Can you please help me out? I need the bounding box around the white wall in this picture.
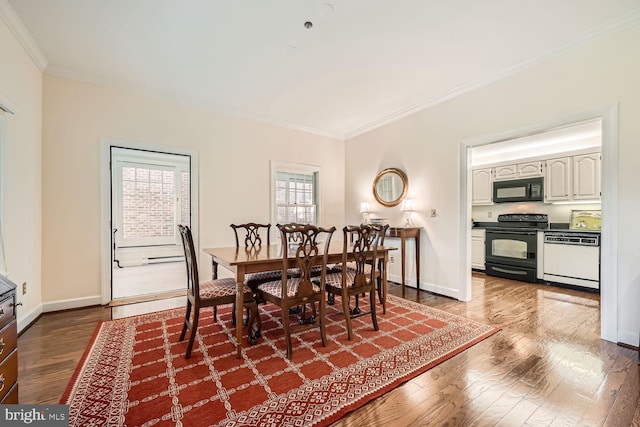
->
[41,74,345,305]
[0,17,43,330]
[345,23,640,345]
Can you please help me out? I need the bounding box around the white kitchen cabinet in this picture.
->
[471,229,485,270]
[493,161,543,181]
[545,157,571,201]
[573,153,601,200]
[545,153,601,202]
[472,168,493,205]
[493,164,517,181]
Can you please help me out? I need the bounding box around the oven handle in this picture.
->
[486,230,537,236]
[490,266,529,276]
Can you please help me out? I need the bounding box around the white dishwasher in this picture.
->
[542,232,600,290]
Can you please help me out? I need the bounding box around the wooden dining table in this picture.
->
[204,240,394,358]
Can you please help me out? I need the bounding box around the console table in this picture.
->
[386,227,421,295]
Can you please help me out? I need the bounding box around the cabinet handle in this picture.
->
[0,337,4,355]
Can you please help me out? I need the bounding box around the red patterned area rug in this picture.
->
[61,295,499,426]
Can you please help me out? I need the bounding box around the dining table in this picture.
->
[203,239,394,358]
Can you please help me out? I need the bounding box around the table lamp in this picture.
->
[400,198,415,227]
[360,202,371,224]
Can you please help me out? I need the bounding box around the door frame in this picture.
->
[100,138,199,304]
[459,104,618,343]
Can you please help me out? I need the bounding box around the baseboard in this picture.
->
[387,275,460,300]
[41,295,103,313]
[17,303,43,334]
[616,329,639,348]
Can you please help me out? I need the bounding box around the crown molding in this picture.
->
[344,9,640,140]
[0,0,48,71]
[44,64,345,141]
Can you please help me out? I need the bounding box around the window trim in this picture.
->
[111,147,190,248]
[270,160,322,237]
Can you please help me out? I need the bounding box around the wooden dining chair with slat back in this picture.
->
[225,223,283,324]
[256,223,336,359]
[328,223,389,313]
[177,225,259,358]
[230,223,283,287]
[325,224,384,340]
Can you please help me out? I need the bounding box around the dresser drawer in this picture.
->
[0,382,17,404]
[0,320,17,362]
[0,349,17,402]
[0,295,14,330]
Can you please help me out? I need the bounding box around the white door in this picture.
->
[111,147,191,300]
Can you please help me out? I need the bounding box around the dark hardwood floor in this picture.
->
[17,273,640,426]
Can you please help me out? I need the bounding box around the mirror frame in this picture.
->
[372,168,408,207]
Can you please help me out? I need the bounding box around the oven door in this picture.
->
[485,230,538,282]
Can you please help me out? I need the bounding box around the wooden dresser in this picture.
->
[0,274,18,403]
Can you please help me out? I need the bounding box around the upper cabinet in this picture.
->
[573,153,601,200]
[472,168,493,205]
[545,152,601,202]
[493,161,544,181]
[473,151,601,205]
[545,157,571,201]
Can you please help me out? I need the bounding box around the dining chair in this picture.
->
[177,224,259,359]
[325,224,384,340]
[256,223,336,359]
[327,223,388,313]
[226,223,282,324]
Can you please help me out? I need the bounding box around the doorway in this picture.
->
[100,141,199,304]
[461,105,619,343]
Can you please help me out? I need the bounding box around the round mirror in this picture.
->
[372,168,408,207]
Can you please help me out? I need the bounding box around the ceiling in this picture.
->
[5,1,640,139]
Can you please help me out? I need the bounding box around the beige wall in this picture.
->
[345,24,640,345]
[0,17,43,330]
[41,74,345,305]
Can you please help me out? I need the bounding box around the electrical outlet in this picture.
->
[430,208,437,217]
[390,255,395,263]
[488,211,493,218]
[22,282,27,295]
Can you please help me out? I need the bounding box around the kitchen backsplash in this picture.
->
[472,202,602,224]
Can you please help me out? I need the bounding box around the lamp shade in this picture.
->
[400,198,415,212]
[360,202,370,213]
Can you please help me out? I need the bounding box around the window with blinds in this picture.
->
[275,170,318,225]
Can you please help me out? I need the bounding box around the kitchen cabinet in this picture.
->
[471,229,485,270]
[545,157,571,201]
[493,161,544,181]
[545,153,600,202]
[573,153,601,200]
[472,168,493,205]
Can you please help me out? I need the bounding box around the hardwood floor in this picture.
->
[17,273,640,426]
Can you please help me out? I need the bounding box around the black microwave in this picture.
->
[493,177,544,203]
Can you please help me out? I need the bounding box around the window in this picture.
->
[112,148,190,248]
[271,161,321,226]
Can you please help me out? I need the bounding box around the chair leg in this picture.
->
[179,300,193,342]
[353,294,361,315]
[376,276,385,314]
[213,305,218,321]
[370,290,379,331]
[282,308,293,359]
[319,300,328,347]
[342,292,354,341]
[246,300,261,345]
[185,308,200,359]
